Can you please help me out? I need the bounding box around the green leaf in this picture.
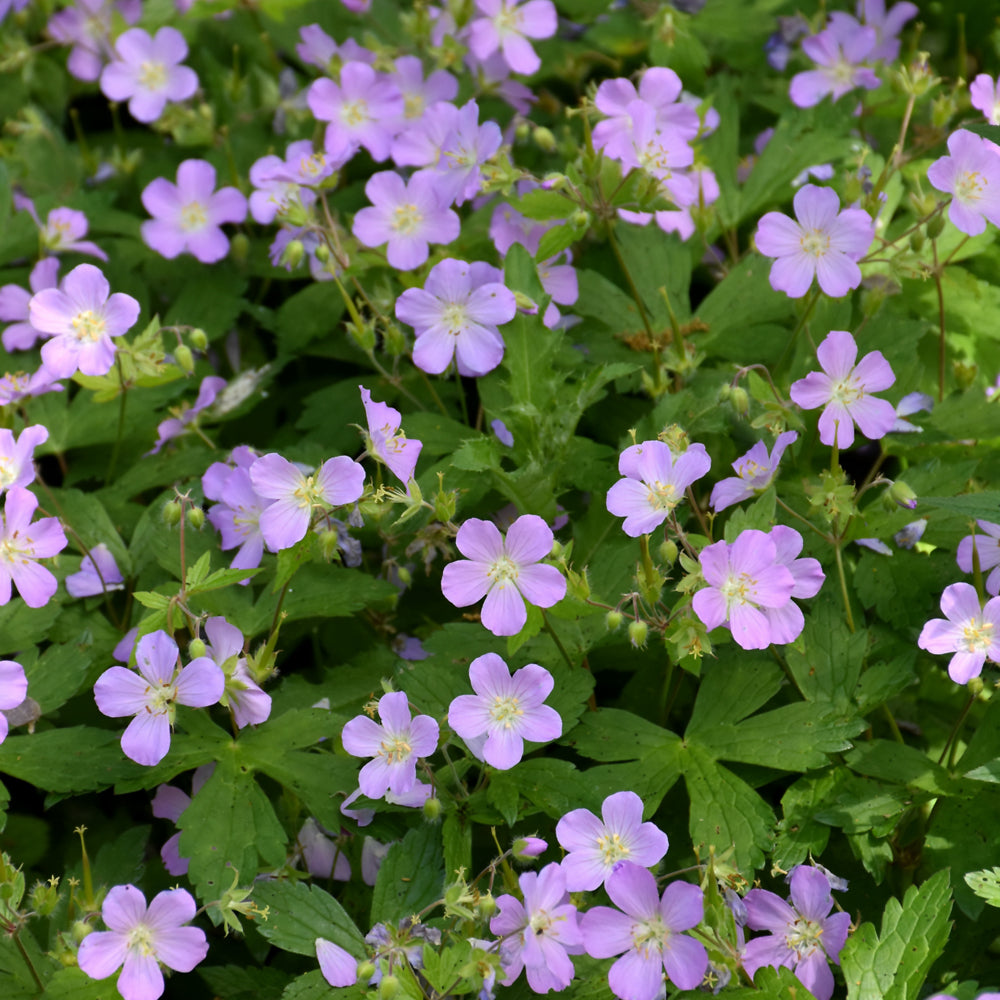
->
[253,880,366,957]
[451,437,501,472]
[917,492,1000,521]
[275,282,347,354]
[23,642,93,715]
[964,867,1000,909]
[535,224,579,261]
[774,771,837,869]
[371,824,444,925]
[40,967,121,999]
[0,728,125,793]
[486,770,520,826]
[281,969,363,1000]
[565,708,678,762]
[513,189,577,221]
[722,487,777,541]
[786,604,869,711]
[612,224,691,327]
[686,657,783,732]
[442,812,472,881]
[841,869,953,1000]
[504,243,546,304]
[178,754,287,904]
[198,964,290,1000]
[845,741,956,795]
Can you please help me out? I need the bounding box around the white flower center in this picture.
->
[180,201,208,232]
[645,480,679,511]
[490,694,523,728]
[145,679,178,716]
[379,734,412,765]
[799,228,831,258]
[0,458,16,488]
[596,831,631,865]
[138,60,167,92]
[632,913,669,960]
[341,100,369,127]
[292,473,320,510]
[488,555,519,585]
[71,309,107,343]
[404,93,425,119]
[962,617,994,653]
[956,170,986,204]
[441,302,470,336]
[785,915,824,958]
[829,375,863,406]
[493,3,523,38]
[827,58,856,88]
[126,922,158,958]
[720,571,756,610]
[392,203,423,235]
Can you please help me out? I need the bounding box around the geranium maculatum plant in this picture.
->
[1,1,1000,998]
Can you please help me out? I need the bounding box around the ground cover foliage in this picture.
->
[0,0,999,998]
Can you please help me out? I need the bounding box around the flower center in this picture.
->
[379,734,412,765]
[392,203,423,235]
[632,914,668,960]
[785,915,824,958]
[488,555,519,585]
[645,480,679,511]
[441,302,470,336]
[341,100,369,127]
[126,922,158,958]
[720,572,755,609]
[827,57,857,88]
[138,60,168,92]
[528,909,553,934]
[736,458,765,483]
[829,375,863,406]
[0,536,29,565]
[0,458,16,488]
[404,93,425,119]
[962,617,994,653]
[71,309,107,343]
[596,831,631,865]
[145,680,178,716]
[799,228,831,257]
[299,152,327,179]
[493,3,523,38]
[292,473,319,510]
[490,694,523,728]
[180,201,208,232]
[956,170,986,204]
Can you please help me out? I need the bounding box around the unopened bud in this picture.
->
[909,231,925,252]
[533,126,557,153]
[729,386,749,416]
[189,328,208,350]
[953,360,977,390]
[888,481,918,510]
[71,920,92,943]
[162,501,183,526]
[628,620,649,648]
[658,539,678,565]
[319,528,340,562]
[926,213,946,240]
[188,638,207,659]
[605,610,624,631]
[512,290,537,312]
[718,383,732,402]
[422,797,442,822]
[314,242,331,262]
[434,488,456,523]
[229,232,250,262]
[379,973,400,999]
[173,344,195,375]
[478,893,497,918]
[357,961,377,983]
[512,836,547,860]
[570,209,591,230]
[550,540,563,558]
[969,675,985,698]
[280,239,305,269]
[29,880,59,916]
[186,507,205,530]
[515,122,531,143]
[347,320,376,354]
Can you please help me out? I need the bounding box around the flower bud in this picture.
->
[515,122,531,143]
[188,638,207,659]
[189,328,208,350]
[658,539,678,565]
[926,213,946,240]
[888,481,918,510]
[319,528,341,562]
[314,242,332,262]
[162,501,183,526]
[512,836,547,860]
[29,879,60,916]
[379,974,400,1000]
[717,382,732,402]
[628,620,648,648]
[909,231,925,252]
[478,893,497,919]
[422,797,442,822]
[71,919,92,943]
[953,360,977,390]
[729,386,749,416]
[533,126,557,153]
[229,232,250,262]
[434,487,456,523]
[279,239,305,270]
[186,506,205,530]
[550,540,563,558]
[357,961,377,983]
[570,209,591,230]
[605,610,624,631]
[173,344,195,374]
[347,320,376,354]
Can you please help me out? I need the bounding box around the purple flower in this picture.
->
[341,691,439,800]
[742,866,851,1000]
[360,385,422,486]
[296,24,374,71]
[149,375,227,455]
[468,0,557,76]
[918,582,1000,684]
[891,391,933,432]
[0,258,60,352]
[710,431,797,512]
[249,452,365,552]
[317,938,358,988]
[77,884,208,1000]
[513,836,547,859]
[556,790,669,892]
[492,419,514,447]
[490,864,582,993]
[395,259,516,376]
[927,129,1000,237]
[441,515,566,636]
[99,27,198,123]
[606,440,711,537]
[392,55,458,121]
[28,263,140,378]
[692,530,797,650]
[296,818,351,881]
[448,652,561,769]
[755,185,874,299]
[0,424,47,495]
[203,616,271,728]
[970,74,1000,126]
[307,61,403,161]
[47,0,141,83]
[66,542,125,598]
[957,520,1000,596]
[93,630,225,766]
[248,140,335,224]
[789,330,896,448]
[353,170,460,271]
[15,199,108,260]
[422,99,503,206]
[857,0,918,61]
[151,764,214,876]
[0,660,28,745]
[789,13,879,108]
[141,160,248,263]
[205,465,270,579]
[0,487,67,608]
[764,526,825,644]
[0,368,63,406]
[581,862,708,997]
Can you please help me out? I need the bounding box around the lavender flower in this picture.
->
[141,160,248,263]
[556,790,669,892]
[205,464,271,579]
[755,185,874,298]
[392,55,458,121]
[0,257,60,351]
[360,385,422,486]
[341,691,439,800]
[151,765,214,876]
[927,129,1000,237]
[352,170,460,271]
[66,543,125,598]
[93,630,225,766]
[789,14,879,108]
[891,391,933,432]
[14,197,107,260]
[99,27,198,123]
[422,99,503,206]
[970,75,1000,126]
[47,0,141,82]
[918,582,1000,684]
[77,885,209,1000]
[296,818,351,881]
[28,263,140,378]
[0,424,47,495]
[149,376,227,455]
[0,487,67,608]
[447,652,561,768]
[317,938,358,988]
[957,520,1000,596]
[490,863,582,992]
[857,0,918,61]
[249,452,365,551]
[789,330,896,448]
[441,515,566,636]
[765,526,825,644]
[692,530,797,650]
[581,862,708,997]
[395,259,516,376]
[606,440,711,537]
[0,660,28,745]
[203,616,271,728]
[710,431,798,512]
[468,0,558,76]
[742,866,851,1000]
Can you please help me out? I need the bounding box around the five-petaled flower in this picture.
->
[789,330,896,449]
[360,385,423,486]
[918,582,1000,684]
[0,486,68,608]
[957,520,1000,596]
[926,128,1000,237]
[755,184,874,298]
[441,515,566,636]
[710,431,798,512]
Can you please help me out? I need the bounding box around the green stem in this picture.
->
[608,227,656,343]
[105,355,127,485]
[932,238,947,402]
[881,703,905,745]
[541,610,575,670]
[774,496,832,544]
[938,693,976,768]
[453,367,470,425]
[418,370,449,416]
[833,542,855,633]
[12,931,43,992]
[777,286,821,367]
